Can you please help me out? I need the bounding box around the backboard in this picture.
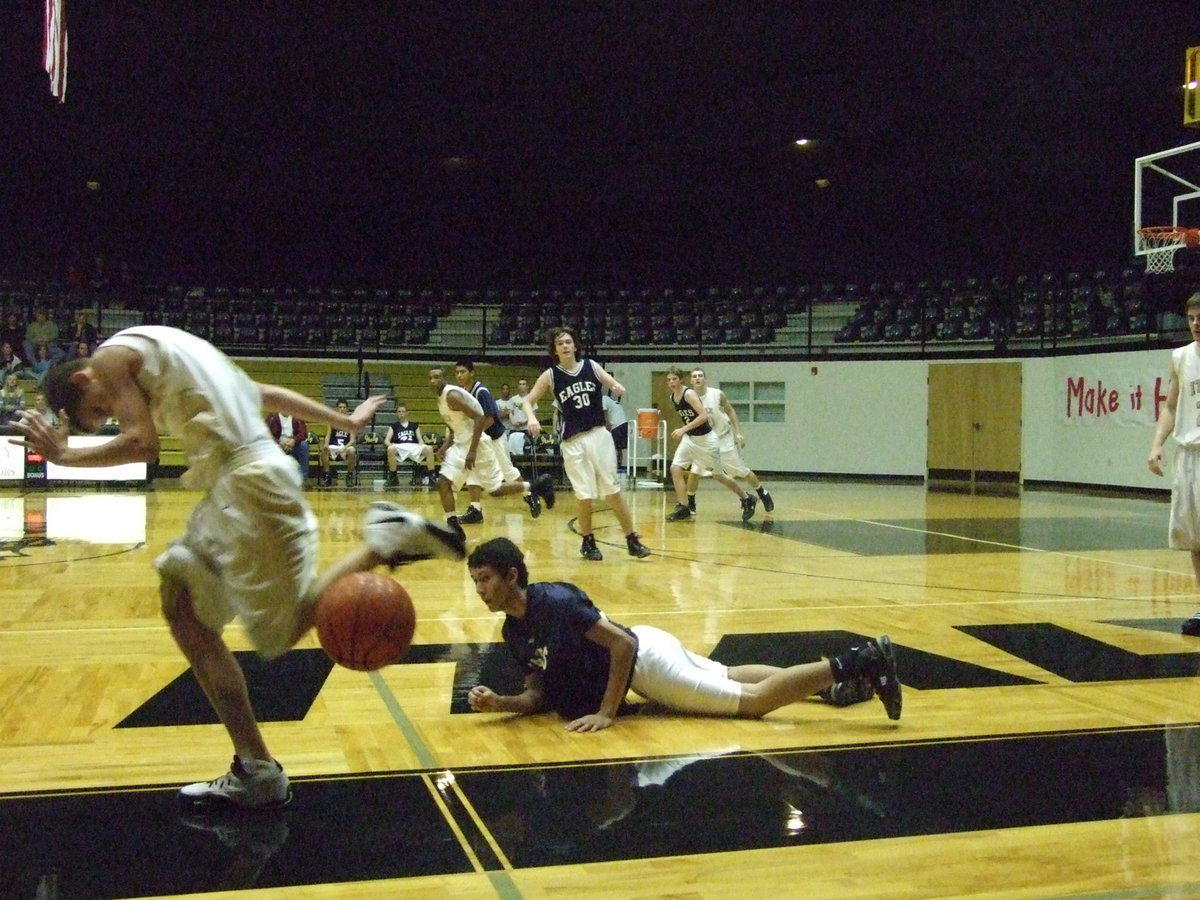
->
[1133,139,1200,261]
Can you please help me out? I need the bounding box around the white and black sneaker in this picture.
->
[178,756,292,810]
[364,502,467,567]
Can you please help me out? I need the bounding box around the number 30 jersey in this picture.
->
[551,359,606,441]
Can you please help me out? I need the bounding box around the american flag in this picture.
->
[43,0,67,103]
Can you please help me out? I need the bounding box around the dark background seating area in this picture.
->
[2,262,1198,362]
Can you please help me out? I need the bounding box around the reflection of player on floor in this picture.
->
[10,326,465,809]
[685,368,773,514]
[1149,292,1200,636]
[522,327,650,560]
[429,367,553,535]
[664,367,755,522]
[466,537,901,731]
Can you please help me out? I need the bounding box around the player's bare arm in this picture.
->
[258,383,384,433]
[1149,368,1180,475]
[565,619,637,733]
[592,362,625,398]
[522,370,553,437]
[467,675,547,715]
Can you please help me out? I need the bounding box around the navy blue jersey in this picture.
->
[329,426,354,447]
[470,382,507,440]
[388,421,420,444]
[502,582,637,720]
[672,387,712,436]
[551,359,606,441]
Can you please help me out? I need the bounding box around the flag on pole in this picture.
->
[44,0,68,103]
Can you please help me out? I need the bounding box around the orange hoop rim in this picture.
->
[1138,225,1188,245]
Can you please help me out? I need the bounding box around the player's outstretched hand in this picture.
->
[8,409,68,462]
[467,685,501,712]
[349,395,387,430]
[565,713,613,733]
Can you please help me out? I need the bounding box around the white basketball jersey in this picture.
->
[1173,343,1200,448]
[101,326,272,487]
[438,383,484,445]
[698,387,731,438]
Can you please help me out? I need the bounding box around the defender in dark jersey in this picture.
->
[466,538,901,730]
[522,327,650,561]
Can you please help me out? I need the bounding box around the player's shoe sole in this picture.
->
[364,502,467,566]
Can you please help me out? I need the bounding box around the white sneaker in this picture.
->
[363,502,466,567]
[178,756,292,809]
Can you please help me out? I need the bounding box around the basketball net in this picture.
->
[1138,226,1186,274]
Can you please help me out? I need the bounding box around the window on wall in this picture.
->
[721,381,785,423]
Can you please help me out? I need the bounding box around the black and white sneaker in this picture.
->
[758,489,774,513]
[364,502,466,566]
[533,473,556,510]
[460,506,484,524]
[581,534,603,561]
[666,503,692,521]
[687,494,696,513]
[740,493,758,522]
[866,635,902,721]
[178,757,292,810]
[819,675,876,707]
[626,533,651,558]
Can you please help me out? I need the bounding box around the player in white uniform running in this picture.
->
[429,367,554,535]
[685,368,774,515]
[10,326,464,809]
[664,367,755,522]
[1149,292,1200,636]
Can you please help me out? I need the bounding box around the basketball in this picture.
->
[1186,228,1200,249]
[315,572,416,671]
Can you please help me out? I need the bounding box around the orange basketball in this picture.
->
[1186,228,1200,250]
[315,572,416,671]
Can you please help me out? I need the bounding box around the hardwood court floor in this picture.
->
[3,478,1200,898]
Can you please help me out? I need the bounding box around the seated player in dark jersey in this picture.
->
[465,537,901,731]
[318,398,359,487]
[384,403,438,486]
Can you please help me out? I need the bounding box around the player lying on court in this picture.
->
[9,325,465,810]
[465,537,901,731]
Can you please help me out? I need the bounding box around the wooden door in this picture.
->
[928,362,1021,490]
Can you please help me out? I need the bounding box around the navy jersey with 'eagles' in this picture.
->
[551,359,606,441]
[470,382,507,440]
[672,388,712,435]
[389,421,420,444]
[329,427,354,447]
[502,582,637,720]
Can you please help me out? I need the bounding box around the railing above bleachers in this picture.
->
[0,268,1195,363]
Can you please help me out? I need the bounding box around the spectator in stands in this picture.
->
[603,389,629,473]
[1,342,23,377]
[265,410,310,479]
[384,402,438,487]
[508,377,537,457]
[318,398,359,487]
[23,308,64,368]
[24,343,54,386]
[0,372,26,426]
[495,382,516,434]
[32,391,59,428]
[0,311,24,355]
[65,310,100,358]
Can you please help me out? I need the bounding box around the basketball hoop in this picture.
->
[1137,226,1187,274]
